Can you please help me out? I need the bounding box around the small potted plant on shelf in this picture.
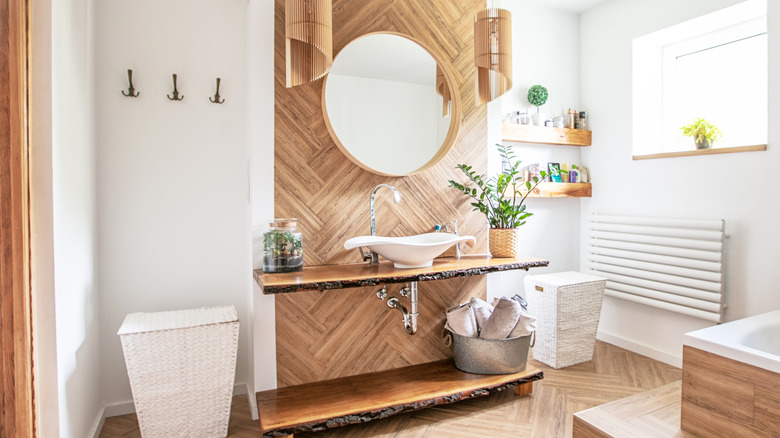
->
[527,85,549,126]
[680,117,722,150]
[448,144,547,258]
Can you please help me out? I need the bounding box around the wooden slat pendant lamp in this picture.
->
[285,0,333,88]
[474,8,512,105]
[436,65,451,117]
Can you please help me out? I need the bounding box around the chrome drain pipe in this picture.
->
[385,282,418,335]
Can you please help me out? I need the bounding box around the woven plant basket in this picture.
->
[489,228,520,257]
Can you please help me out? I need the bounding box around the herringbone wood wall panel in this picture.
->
[274,0,489,387]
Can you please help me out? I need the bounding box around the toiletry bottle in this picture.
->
[574,110,581,129]
[560,164,569,183]
[578,165,588,183]
[548,163,561,182]
[570,165,579,183]
[579,111,587,130]
[567,108,575,129]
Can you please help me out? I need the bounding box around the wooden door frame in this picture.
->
[1,0,36,436]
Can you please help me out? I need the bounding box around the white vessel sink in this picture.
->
[344,233,476,269]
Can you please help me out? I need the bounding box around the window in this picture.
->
[633,0,767,157]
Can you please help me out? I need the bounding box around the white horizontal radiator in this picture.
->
[588,214,725,323]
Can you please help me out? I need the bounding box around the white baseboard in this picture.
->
[90,382,256,438]
[245,382,259,421]
[597,330,682,368]
[89,407,107,438]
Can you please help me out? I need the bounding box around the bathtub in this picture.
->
[683,308,780,374]
[681,309,780,437]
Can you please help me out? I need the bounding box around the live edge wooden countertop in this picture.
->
[254,255,549,294]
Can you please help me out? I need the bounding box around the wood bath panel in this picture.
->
[274,0,488,385]
[681,346,780,437]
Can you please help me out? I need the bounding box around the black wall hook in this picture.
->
[167,74,184,101]
[209,78,225,104]
[121,69,140,97]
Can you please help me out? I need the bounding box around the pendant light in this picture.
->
[436,65,451,117]
[474,7,512,105]
[285,0,333,88]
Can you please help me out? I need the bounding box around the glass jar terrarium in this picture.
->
[262,219,303,273]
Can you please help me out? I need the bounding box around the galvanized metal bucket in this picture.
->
[445,330,535,375]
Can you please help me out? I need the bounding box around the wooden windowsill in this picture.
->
[633,144,766,160]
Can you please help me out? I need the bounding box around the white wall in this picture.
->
[488,1,583,302]
[580,0,780,365]
[248,0,277,392]
[49,0,103,436]
[94,0,253,408]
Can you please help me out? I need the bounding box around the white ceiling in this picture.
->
[516,0,611,14]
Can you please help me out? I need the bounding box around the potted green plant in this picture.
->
[527,85,549,126]
[680,117,722,150]
[448,144,547,258]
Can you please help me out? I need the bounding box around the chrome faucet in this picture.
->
[444,219,462,259]
[367,184,401,263]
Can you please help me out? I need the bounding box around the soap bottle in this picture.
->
[567,108,575,129]
[579,111,588,130]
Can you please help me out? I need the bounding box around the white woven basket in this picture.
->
[118,306,239,438]
[524,272,606,369]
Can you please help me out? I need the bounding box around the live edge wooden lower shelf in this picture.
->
[253,255,549,437]
[256,360,543,437]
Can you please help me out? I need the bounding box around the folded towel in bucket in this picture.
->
[479,298,522,339]
[508,306,536,338]
[469,297,494,331]
[445,303,478,338]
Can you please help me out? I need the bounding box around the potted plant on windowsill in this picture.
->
[448,144,547,258]
[681,117,722,150]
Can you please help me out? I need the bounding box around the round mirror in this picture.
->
[322,33,461,176]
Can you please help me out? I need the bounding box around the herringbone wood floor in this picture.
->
[100,341,682,438]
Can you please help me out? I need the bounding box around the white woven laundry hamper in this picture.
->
[524,272,606,369]
[118,306,239,438]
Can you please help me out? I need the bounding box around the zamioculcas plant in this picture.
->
[448,144,547,257]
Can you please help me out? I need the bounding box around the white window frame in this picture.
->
[633,0,767,157]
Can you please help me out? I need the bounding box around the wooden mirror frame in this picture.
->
[321,32,462,177]
[1,0,36,436]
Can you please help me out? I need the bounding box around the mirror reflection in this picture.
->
[323,33,459,176]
